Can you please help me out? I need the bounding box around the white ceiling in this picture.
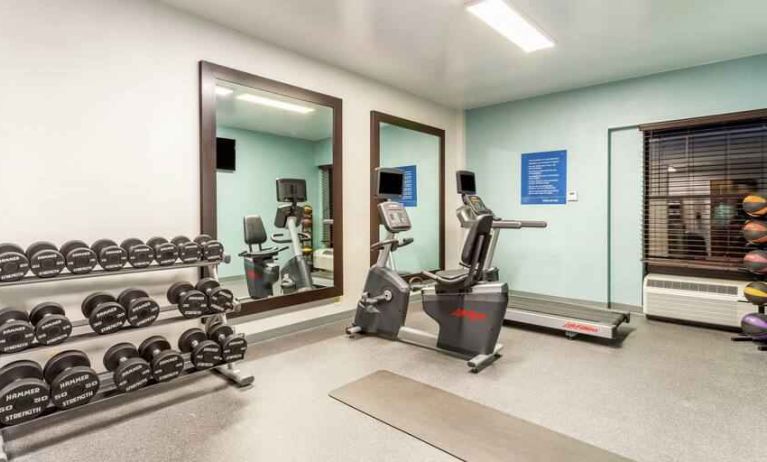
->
[216,81,333,140]
[164,0,767,108]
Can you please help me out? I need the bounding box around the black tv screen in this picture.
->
[377,168,404,199]
[457,171,476,194]
[216,137,236,171]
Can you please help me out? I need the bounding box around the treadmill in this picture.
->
[455,170,630,340]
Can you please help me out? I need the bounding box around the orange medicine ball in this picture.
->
[742,220,767,244]
[743,193,767,217]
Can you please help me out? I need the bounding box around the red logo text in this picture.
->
[450,308,487,321]
[563,322,598,333]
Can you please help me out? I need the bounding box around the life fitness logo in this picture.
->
[450,308,487,322]
[563,322,598,333]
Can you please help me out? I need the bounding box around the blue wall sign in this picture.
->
[397,165,418,207]
[521,150,567,205]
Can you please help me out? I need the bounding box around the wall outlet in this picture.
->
[567,191,578,202]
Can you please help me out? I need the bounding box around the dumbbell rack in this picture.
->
[0,257,253,462]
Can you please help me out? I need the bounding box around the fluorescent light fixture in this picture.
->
[236,93,315,114]
[215,86,234,96]
[466,0,554,53]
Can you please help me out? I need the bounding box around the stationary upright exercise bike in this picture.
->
[347,168,508,373]
[272,178,314,293]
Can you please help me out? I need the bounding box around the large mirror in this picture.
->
[200,62,343,315]
[370,111,444,275]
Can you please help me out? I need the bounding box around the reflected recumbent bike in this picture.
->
[346,167,507,373]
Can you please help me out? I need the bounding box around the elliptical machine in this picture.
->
[272,178,314,293]
[347,168,508,373]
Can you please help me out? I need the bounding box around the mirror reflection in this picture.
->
[378,122,441,274]
[215,80,335,300]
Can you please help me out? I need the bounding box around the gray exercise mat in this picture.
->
[330,370,632,462]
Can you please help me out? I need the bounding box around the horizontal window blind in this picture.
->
[643,118,767,275]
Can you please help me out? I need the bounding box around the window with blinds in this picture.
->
[642,113,767,277]
[319,165,333,247]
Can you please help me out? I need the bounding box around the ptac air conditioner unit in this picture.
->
[643,274,751,328]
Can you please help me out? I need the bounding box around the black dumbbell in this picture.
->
[0,360,50,425]
[207,323,248,363]
[178,328,222,370]
[81,293,127,335]
[29,302,72,346]
[120,238,155,269]
[0,308,35,353]
[167,282,208,318]
[103,343,151,393]
[138,336,185,383]
[117,288,160,328]
[43,350,99,410]
[196,278,235,314]
[0,243,30,282]
[25,242,65,278]
[60,240,97,275]
[170,236,202,264]
[194,234,224,261]
[146,237,179,266]
[91,239,128,271]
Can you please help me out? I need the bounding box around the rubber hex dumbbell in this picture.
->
[91,239,128,271]
[146,237,179,266]
[59,240,97,275]
[138,336,185,383]
[207,323,248,363]
[81,293,127,335]
[0,360,50,425]
[117,288,160,328]
[25,242,65,278]
[0,308,35,353]
[171,236,202,264]
[43,350,100,410]
[29,302,72,346]
[196,278,235,314]
[0,243,30,282]
[194,234,224,261]
[167,282,208,318]
[120,238,155,269]
[178,328,222,370]
[103,343,151,393]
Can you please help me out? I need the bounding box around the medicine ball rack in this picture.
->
[0,255,253,462]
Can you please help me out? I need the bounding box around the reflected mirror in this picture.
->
[200,62,343,315]
[371,112,444,275]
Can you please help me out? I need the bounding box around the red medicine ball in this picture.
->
[744,250,767,275]
[742,220,767,244]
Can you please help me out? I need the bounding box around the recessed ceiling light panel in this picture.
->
[466,0,555,53]
[236,93,315,114]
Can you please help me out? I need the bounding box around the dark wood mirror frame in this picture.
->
[199,61,344,317]
[369,111,445,274]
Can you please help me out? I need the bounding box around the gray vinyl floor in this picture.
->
[9,312,766,462]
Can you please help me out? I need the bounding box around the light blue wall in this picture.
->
[465,54,767,306]
[216,126,323,279]
[379,124,441,273]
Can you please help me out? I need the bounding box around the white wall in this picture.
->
[0,0,463,364]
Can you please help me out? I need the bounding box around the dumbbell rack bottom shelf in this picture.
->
[0,257,230,289]
[0,354,252,462]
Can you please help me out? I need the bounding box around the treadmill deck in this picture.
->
[507,297,630,339]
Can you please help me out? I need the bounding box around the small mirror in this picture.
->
[200,63,342,314]
[371,112,444,275]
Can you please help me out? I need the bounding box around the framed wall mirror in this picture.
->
[370,111,445,276]
[200,61,343,316]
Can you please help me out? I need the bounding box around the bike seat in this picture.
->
[238,246,285,260]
